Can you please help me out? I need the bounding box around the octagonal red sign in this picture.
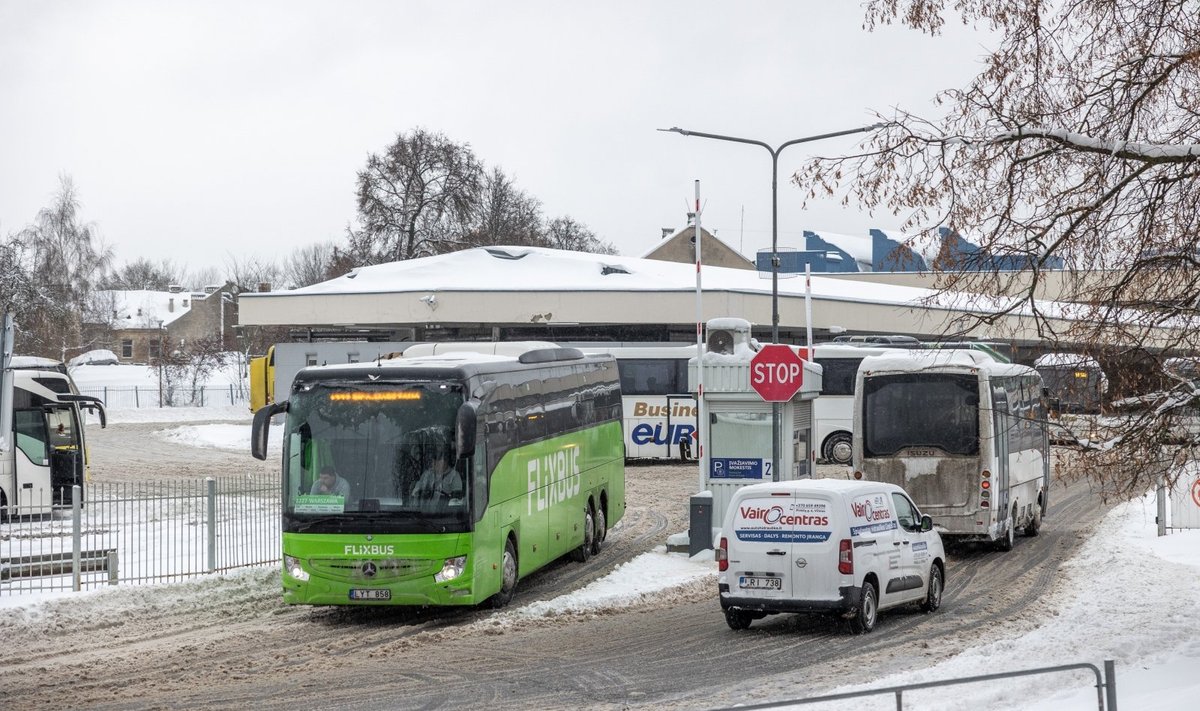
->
[750,344,805,402]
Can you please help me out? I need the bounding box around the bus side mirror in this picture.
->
[921,514,934,532]
[456,401,478,460]
[250,401,288,460]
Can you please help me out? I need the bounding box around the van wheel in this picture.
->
[920,563,943,613]
[570,505,595,563]
[849,581,878,634]
[591,503,606,556]
[489,539,519,608]
[995,507,1016,551]
[823,432,853,465]
[1024,502,1043,537]
[725,609,754,631]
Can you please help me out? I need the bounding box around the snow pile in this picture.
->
[509,549,714,619]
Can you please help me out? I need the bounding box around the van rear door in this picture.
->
[727,490,837,603]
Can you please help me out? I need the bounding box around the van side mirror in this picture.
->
[920,514,934,532]
[455,401,478,460]
[250,401,288,460]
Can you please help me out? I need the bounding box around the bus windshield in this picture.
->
[282,380,469,533]
[863,372,980,456]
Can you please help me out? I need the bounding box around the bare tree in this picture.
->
[466,168,545,247]
[153,335,229,407]
[223,253,283,294]
[283,241,338,288]
[0,232,36,318]
[545,216,618,255]
[101,257,185,291]
[351,128,484,263]
[797,0,1200,498]
[17,176,113,358]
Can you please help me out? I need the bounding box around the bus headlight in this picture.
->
[284,555,310,582]
[435,555,467,583]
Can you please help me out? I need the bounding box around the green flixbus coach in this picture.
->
[251,343,625,607]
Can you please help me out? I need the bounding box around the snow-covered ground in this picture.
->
[10,363,1200,708]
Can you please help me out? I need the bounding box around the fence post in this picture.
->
[107,549,119,585]
[1104,659,1117,710]
[103,385,108,405]
[72,485,82,592]
[135,385,140,408]
[1157,478,1167,537]
[206,477,217,572]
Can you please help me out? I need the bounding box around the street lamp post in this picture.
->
[660,123,883,481]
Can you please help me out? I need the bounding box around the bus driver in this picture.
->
[310,466,351,498]
[412,448,464,499]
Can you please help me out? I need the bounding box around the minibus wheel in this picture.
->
[725,608,754,631]
[849,581,878,634]
[920,563,943,613]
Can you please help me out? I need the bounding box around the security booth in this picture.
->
[687,318,822,548]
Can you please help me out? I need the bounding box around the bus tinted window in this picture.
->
[618,358,686,395]
[815,358,863,396]
[863,373,980,456]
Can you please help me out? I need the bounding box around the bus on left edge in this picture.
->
[250,342,626,607]
[2,312,107,520]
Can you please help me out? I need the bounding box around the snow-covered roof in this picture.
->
[260,246,938,306]
[859,348,1029,375]
[97,290,195,328]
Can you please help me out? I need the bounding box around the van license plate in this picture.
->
[349,588,391,601]
[739,576,781,590]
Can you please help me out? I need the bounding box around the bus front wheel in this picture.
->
[490,539,519,608]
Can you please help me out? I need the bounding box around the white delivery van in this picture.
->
[716,478,945,633]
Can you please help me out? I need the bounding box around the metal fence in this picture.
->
[710,660,1119,711]
[0,475,279,595]
[76,384,249,409]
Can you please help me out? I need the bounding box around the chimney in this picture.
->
[168,298,175,313]
[661,228,673,239]
[257,282,272,293]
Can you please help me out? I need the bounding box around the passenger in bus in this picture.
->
[412,448,464,499]
[310,466,351,498]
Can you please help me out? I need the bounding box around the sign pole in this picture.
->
[693,181,706,495]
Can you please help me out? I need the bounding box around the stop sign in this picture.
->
[750,344,806,402]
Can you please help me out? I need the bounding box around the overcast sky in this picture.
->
[1,1,993,273]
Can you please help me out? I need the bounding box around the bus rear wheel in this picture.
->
[570,505,595,563]
[1024,501,1043,537]
[995,507,1016,551]
[490,539,519,608]
[591,503,606,556]
[823,432,853,465]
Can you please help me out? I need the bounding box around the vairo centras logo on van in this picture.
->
[738,505,829,527]
[735,500,832,543]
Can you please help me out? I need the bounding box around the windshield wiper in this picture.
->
[293,516,345,532]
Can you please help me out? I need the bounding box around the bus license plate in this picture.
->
[739,576,781,591]
[349,588,391,601]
